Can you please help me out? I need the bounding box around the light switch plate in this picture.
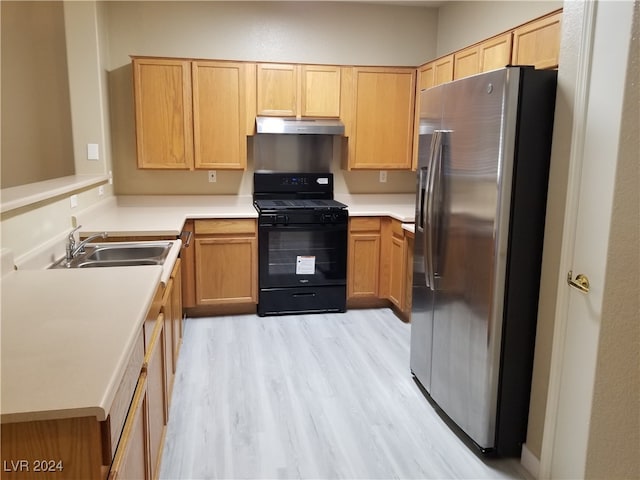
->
[70,194,78,209]
[208,170,217,183]
[87,143,99,161]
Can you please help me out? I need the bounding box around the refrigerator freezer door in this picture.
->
[410,85,443,393]
[428,69,517,450]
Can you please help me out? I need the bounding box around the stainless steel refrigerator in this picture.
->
[410,66,557,456]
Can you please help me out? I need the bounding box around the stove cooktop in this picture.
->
[254,198,347,212]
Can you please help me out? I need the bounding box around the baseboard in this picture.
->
[520,443,540,479]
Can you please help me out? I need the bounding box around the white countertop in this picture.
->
[80,195,258,236]
[335,194,416,222]
[1,266,161,423]
[80,194,415,237]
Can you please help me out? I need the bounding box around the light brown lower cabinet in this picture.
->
[1,264,182,480]
[347,217,381,299]
[388,222,408,310]
[145,314,167,480]
[193,219,257,306]
[347,216,414,319]
[108,373,148,480]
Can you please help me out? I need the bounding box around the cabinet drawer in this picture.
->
[350,217,381,232]
[195,219,256,235]
[103,330,144,462]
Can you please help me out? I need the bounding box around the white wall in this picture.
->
[436,1,563,57]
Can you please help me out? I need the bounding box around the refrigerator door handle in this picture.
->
[431,130,446,283]
[418,166,428,233]
[425,130,441,290]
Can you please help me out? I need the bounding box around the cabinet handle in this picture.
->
[180,230,193,248]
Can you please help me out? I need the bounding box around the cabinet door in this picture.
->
[479,32,513,72]
[144,316,166,480]
[404,235,414,315]
[418,63,435,91]
[453,46,480,80]
[512,11,562,69]
[256,63,298,116]
[108,375,148,480]
[349,67,415,169]
[195,237,257,305]
[133,58,193,170]
[348,232,381,298]
[181,221,197,309]
[192,61,247,169]
[161,283,174,413]
[171,259,183,369]
[433,54,454,86]
[389,232,407,310]
[300,65,341,117]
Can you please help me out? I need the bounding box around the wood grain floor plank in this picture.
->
[160,309,530,479]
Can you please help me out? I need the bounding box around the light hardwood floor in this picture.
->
[160,309,530,479]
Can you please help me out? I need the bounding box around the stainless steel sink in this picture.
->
[85,244,171,262]
[50,242,173,269]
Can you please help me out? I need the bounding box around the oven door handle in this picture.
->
[259,223,347,232]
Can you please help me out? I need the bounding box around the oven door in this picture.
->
[259,222,347,288]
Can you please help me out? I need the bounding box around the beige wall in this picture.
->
[1,1,75,188]
[436,0,563,57]
[585,1,639,477]
[105,1,438,195]
[523,0,578,461]
[0,1,114,261]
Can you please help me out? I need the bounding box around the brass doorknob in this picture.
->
[567,270,590,293]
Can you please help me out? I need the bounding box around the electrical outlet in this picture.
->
[70,194,78,209]
[208,170,217,183]
[379,170,388,183]
[98,185,105,196]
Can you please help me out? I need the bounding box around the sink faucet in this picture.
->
[66,225,108,261]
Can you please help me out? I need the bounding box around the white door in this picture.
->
[539,1,635,478]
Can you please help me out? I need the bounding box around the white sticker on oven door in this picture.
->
[296,256,316,275]
[316,177,329,185]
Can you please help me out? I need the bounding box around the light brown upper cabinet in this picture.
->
[133,58,194,170]
[256,63,341,118]
[344,67,415,170]
[453,45,480,80]
[433,54,454,86]
[512,10,562,69]
[453,32,514,80]
[256,63,298,116]
[479,32,513,72]
[300,65,341,117]
[417,62,435,91]
[192,61,248,169]
[132,57,251,170]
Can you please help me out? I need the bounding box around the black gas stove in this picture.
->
[253,173,348,316]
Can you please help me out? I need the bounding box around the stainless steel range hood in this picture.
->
[256,116,345,135]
